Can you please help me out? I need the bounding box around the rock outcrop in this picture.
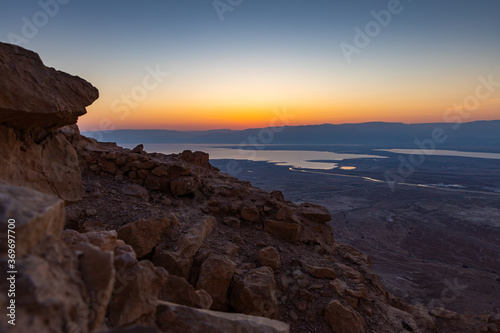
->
[195,255,236,310]
[117,216,176,258]
[1,42,499,333]
[230,266,278,319]
[0,185,89,333]
[324,300,366,333]
[0,42,98,129]
[0,184,64,256]
[0,125,84,202]
[0,42,98,202]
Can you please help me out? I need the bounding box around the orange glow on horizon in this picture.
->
[79,97,500,131]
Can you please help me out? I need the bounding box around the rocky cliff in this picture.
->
[0,42,499,333]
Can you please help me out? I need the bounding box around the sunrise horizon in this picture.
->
[3,1,498,133]
[79,117,500,133]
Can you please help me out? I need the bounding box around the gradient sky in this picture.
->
[1,0,499,131]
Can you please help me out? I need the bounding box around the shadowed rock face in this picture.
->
[0,184,64,256]
[0,42,98,202]
[0,185,90,333]
[0,42,98,129]
[0,125,83,202]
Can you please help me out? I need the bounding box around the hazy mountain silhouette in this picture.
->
[83,120,500,149]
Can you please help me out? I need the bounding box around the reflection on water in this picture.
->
[340,166,357,170]
[376,149,500,160]
[121,143,385,170]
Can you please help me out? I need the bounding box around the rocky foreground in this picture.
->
[0,42,499,333]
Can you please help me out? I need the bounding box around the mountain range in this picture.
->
[83,120,500,150]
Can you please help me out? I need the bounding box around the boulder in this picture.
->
[108,245,168,328]
[0,184,65,256]
[0,236,89,333]
[324,300,365,333]
[300,203,331,224]
[156,301,289,333]
[179,150,212,168]
[230,266,278,319]
[241,204,260,222]
[263,219,301,242]
[0,42,98,129]
[196,255,236,310]
[306,264,336,280]
[76,242,115,331]
[154,216,215,279]
[258,247,281,271]
[132,144,144,153]
[117,215,177,258]
[330,279,347,296]
[335,262,363,283]
[159,275,212,310]
[171,177,197,196]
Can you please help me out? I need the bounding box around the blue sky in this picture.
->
[1,0,499,130]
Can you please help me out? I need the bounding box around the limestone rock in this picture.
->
[117,215,176,258]
[258,247,281,271]
[300,203,331,224]
[0,126,83,202]
[179,150,213,168]
[275,205,293,221]
[132,144,144,153]
[171,177,197,196]
[263,219,301,242]
[154,216,215,279]
[230,266,278,319]
[241,204,260,222]
[0,184,64,256]
[385,305,419,332]
[306,264,336,280]
[159,275,212,310]
[0,236,89,333]
[335,262,363,282]
[156,301,289,333]
[108,245,168,328]
[196,255,236,310]
[76,242,115,331]
[0,42,98,129]
[324,300,365,333]
[330,278,347,296]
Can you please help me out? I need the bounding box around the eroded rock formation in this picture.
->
[0,42,98,203]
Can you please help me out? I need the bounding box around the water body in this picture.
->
[121,143,386,170]
[376,149,500,160]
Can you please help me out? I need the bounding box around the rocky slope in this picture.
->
[1,42,499,333]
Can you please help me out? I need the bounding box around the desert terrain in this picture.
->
[212,146,500,316]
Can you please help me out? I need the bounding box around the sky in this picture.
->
[1,0,499,131]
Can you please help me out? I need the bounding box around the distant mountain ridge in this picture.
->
[82,120,500,149]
